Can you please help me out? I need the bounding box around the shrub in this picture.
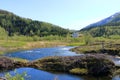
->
[5,72,27,80]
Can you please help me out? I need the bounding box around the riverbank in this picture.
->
[0,54,116,77]
[71,42,120,56]
[0,56,28,71]
[0,40,68,55]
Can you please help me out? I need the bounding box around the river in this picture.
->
[1,46,120,80]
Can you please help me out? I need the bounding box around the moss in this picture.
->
[71,42,120,56]
[10,58,28,63]
[0,51,4,55]
[31,54,115,76]
[113,69,120,75]
[69,68,88,75]
[0,54,115,77]
[0,56,29,71]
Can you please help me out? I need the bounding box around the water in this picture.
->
[4,46,80,61]
[1,46,120,80]
[0,68,84,80]
[0,67,117,80]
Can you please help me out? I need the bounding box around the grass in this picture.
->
[10,57,28,63]
[71,36,120,56]
[32,54,114,76]
[0,40,27,54]
[0,35,120,55]
[23,41,68,49]
[69,68,88,75]
[113,68,120,76]
[0,35,84,54]
[0,40,26,48]
[0,51,4,55]
[67,42,85,46]
[71,45,102,53]
[0,40,69,54]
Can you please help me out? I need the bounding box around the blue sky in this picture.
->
[0,0,120,30]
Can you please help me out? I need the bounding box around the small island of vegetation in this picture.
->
[0,9,120,80]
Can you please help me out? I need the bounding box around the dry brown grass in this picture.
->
[23,41,68,49]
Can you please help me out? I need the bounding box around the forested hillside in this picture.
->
[81,26,120,37]
[0,26,7,39]
[82,12,120,30]
[80,12,120,37]
[0,10,70,36]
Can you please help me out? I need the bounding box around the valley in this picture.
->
[0,9,120,80]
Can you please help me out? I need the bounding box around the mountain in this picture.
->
[80,12,120,37]
[82,12,120,30]
[0,9,70,36]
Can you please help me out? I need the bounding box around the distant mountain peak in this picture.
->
[82,11,120,30]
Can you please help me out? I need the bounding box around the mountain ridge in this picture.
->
[81,11,120,30]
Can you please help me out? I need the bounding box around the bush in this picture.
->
[5,72,27,80]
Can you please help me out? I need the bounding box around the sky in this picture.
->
[0,0,120,30]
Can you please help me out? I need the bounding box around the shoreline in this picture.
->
[0,41,69,55]
[0,54,115,77]
[70,44,120,56]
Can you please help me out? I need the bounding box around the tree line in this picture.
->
[0,10,70,37]
[81,25,120,37]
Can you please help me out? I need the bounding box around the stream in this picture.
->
[0,46,120,80]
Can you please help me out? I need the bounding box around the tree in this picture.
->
[0,10,70,37]
[30,30,34,36]
[84,33,93,45]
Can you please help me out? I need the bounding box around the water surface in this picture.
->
[2,46,120,80]
[5,46,79,61]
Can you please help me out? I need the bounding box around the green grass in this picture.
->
[0,40,26,47]
[0,34,119,55]
[0,51,4,55]
[10,57,28,63]
[67,42,85,46]
[69,68,88,75]
[109,35,120,39]
[71,36,120,56]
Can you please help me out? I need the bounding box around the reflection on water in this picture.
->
[2,46,120,80]
[0,67,117,80]
[0,68,84,80]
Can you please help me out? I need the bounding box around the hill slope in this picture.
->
[82,12,120,30]
[0,9,70,36]
[80,12,120,37]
